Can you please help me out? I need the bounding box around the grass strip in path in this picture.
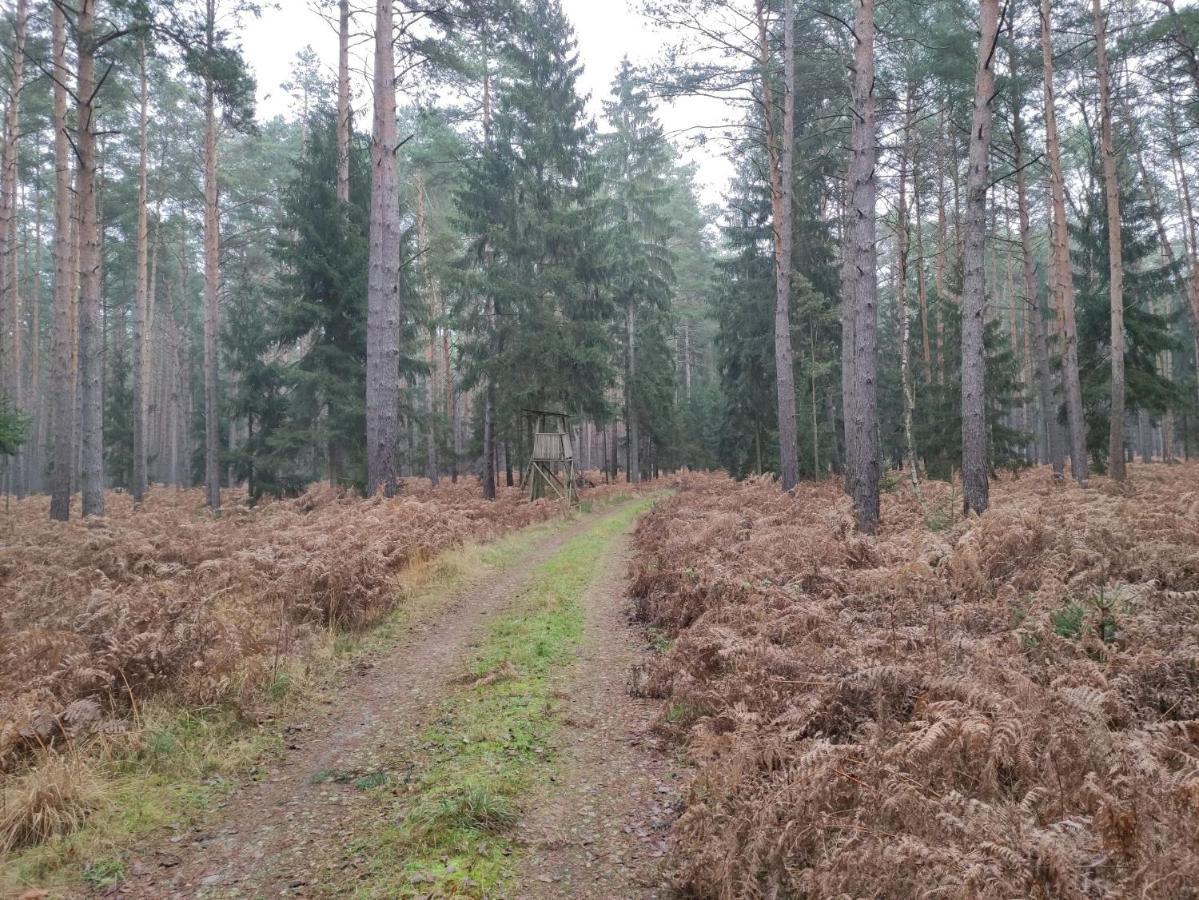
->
[337,497,658,898]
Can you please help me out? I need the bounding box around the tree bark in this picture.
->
[28,185,41,492]
[896,87,921,495]
[76,0,104,517]
[841,0,880,531]
[0,0,27,494]
[763,0,799,491]
[49,3,73,521]
[912,145,932,381]
[413,175,440,485]
[1011,40,1064,477]
[1041,0,1089,484]
[337,0,351,204]
[132,39,149,503]
[625,302,641,483]
[366,0,402,498]
[1093,0,1125,482]
[934,102,948,380]
[961,0,1000,516]
[203,0,222,511]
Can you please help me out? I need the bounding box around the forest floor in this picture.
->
[31,494,681,899]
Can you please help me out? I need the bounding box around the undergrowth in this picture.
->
[629,465,1199,898]
[338,499,654,898]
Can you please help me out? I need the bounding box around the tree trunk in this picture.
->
[763,0,799,491]
[479,55,497,501]
[413,172,439,486]
[132,39,149,503]
[49,3,73,521]
[203,0,222,511]
[1011,41,1064,477]
[77,0,104,517]
[1093,0,1125,482]
[610,419,619,482]
[337,0,351,204]
[1042,0,1089,484]
[625,302,640,483]
[366,0,402,498]
[934,102,948,380]
[0,0,27,495]
[28,188,42,492]
[912,145,932,381]
[1125,95,1184,463]
[841,0,880,531]
[896,87,921,496]
[961,0,1000,516]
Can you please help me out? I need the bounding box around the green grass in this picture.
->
[340,498,656,898]
[3,704,278,895]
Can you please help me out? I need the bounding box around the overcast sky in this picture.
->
[240,0,735,204]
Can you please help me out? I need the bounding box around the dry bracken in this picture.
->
[1,478,635,771]
[629,465,1199,899]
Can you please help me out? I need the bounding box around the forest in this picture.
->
[3,0,1199,897]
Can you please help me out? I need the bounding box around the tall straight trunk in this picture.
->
[896,87,921,494]
[28,188,41,491]
[762,0,799,491]
[337,0,351,204]
[145,203,160,478]
[912,148,932,380]
[479,49,498,501]
[202,0,222,511]
[414,174,439,485]
[625,305,640,483]
[443,281,453,477]
[609,420,618,482]
[49,4,73,520]
[841,0,880,531]
[366,0,402,498]
[934,102,948,380]
[1125,108,1183,464]
[961,0,1000,515]
[132,39,149,503]
[1093,0,1125,481]
[1042,0,1088,484]
[0,0,27,481]
[1003,206,1024,444]
[1011,43,1064,477]
[77,0,103,517]
[682,321,692,400]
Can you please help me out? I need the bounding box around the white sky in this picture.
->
[240,0,736,204]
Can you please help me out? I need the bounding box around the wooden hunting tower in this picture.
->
[521,409,578,505]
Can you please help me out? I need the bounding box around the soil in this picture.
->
[98,500,681,900]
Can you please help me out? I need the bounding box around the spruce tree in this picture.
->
[1072,175,1183,470]
[601,58,676,483]
[456,0,610,457]
[273,106,371,491]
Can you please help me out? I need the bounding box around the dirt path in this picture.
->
[107,507,628,900]
[513,529,683,899]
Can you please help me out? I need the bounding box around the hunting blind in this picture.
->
[521,409,578,505]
